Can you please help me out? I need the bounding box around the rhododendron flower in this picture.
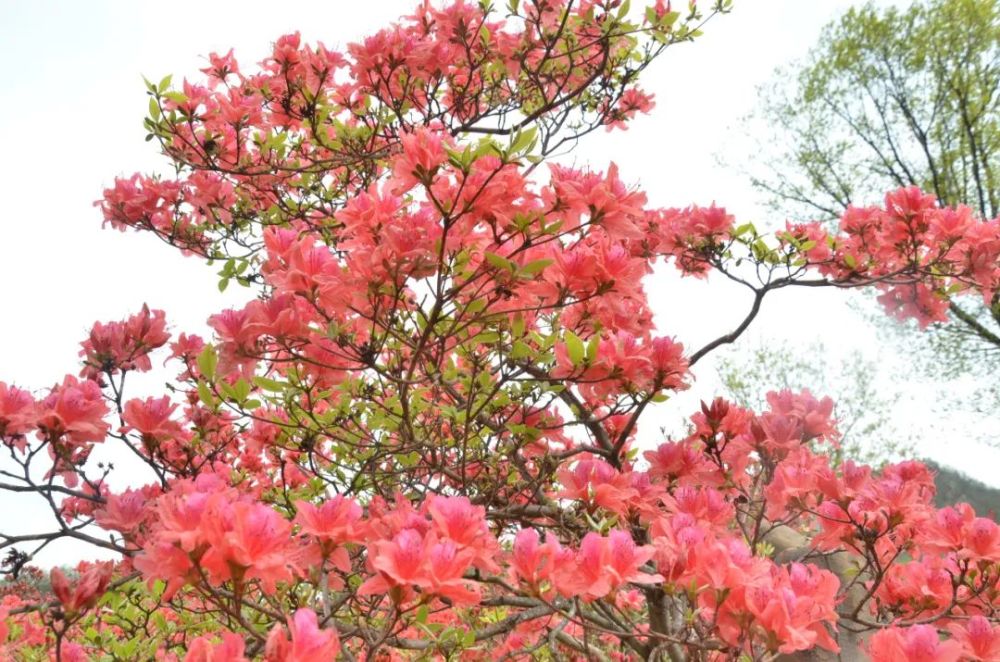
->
[948,616,1000,661]
[185,632,249,662]
[265,609,340,662]
[764,449,826,519]
[199,501,297,593]
[877,556,958,618]
[649,336,689,390]
[360,524,482,605]
[425,495,499,571]
[605,87,656,131]
[50,562,113,615]
[565,530,662,599]
[557,458,639,514]
[425,538,481,604]
[656,203,735,275]
[35,377,110,488]
[359,528,427,602]
[868,625,963,662]
[79,305,169,378]
[200,47,239,81]
[94,487,152,534]
[744,563,840,654]
[878,283,950,328]
[643,439,710,483]
[922,503,977,551]
[964,516,1000,560]
[509,528,570,591]
[754,412,806,456]
[35,376,109,445]
[133,540,194,600]
[57,642,88,662]
[391,128,449,193]
[668,485,733,526]
[0,382,34,440]
[122,395,185,442]
[295,495,363,545]
[766,389,836,441]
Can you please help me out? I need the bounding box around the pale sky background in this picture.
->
[0,0,997,567]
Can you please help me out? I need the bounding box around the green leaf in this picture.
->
[163,91,188,104]
[511,340,533,359]
[398,451,420,467]
[197,382,215,407]
[511,314,526,337]
[196,345,217,380]
[465,298,488,315]
[509,126,538,154]
[445,144,473,172]
[565,331,585,365]
[218,381,237,400]
[254,376,286,392]
[519,258,553,277]
[233,379,251,402]
[484,252,514,272]
[473,137,501,160]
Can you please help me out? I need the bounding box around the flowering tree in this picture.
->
[2,2,999,660]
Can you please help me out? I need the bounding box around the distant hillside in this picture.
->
[926,460,1000,519]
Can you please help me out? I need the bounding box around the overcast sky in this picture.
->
[1,0,997,567]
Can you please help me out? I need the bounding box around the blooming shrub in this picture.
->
[2,1,999,660]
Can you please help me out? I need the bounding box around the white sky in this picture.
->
[1,1,997,567]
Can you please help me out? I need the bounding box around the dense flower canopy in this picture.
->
[1,1,999,660]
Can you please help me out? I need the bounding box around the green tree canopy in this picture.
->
[754,0,999,220]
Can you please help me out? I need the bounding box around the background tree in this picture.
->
[743,0,1000,446]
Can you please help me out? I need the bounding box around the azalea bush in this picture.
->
[2,1,1000,660]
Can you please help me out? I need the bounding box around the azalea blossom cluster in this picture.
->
[8,385,999,659]
[3,1,1000,660]
[97,0,692,261]
[784,186,1000,327]
[78,305,170,380]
